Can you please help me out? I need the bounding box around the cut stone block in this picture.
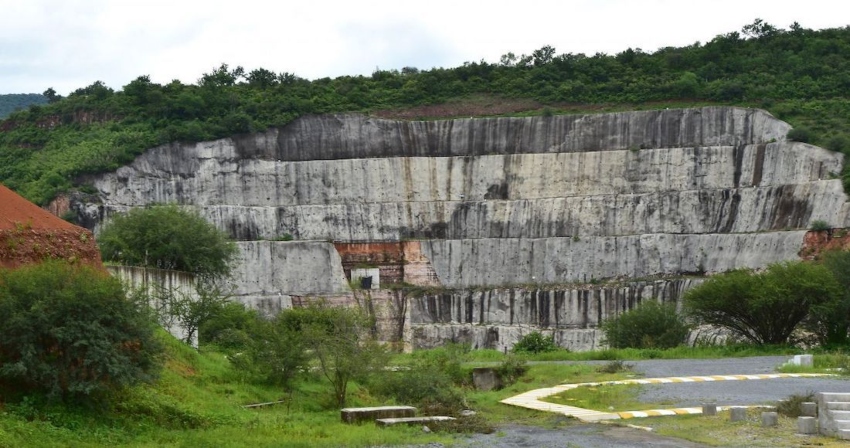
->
[375,416,456,427]
[801,402,817,417]
[702,403,717,416]
[730,407,747,422]
[798,416,817,434]
[762,411,778,427]
[341,406,416,424]
[790,354,813,367]
[473,368,502,391]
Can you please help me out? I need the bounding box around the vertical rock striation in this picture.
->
[73,107,849,350]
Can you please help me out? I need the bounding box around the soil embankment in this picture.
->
[0,184,101,268]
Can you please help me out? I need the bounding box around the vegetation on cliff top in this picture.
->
[1,19,850,204]
[0,94,47,120]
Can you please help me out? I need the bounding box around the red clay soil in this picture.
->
[0,183,102,269]
[800,229,850,260]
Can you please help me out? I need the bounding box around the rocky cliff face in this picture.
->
[74,107,849,350]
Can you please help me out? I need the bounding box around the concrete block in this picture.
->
[762,411,778,427]
[473,368,502,391]
[798,416,817,434]
[730,407,747,422]
[819,392,850,402]
[828,402,850,411]
[801,402,817,417]
[791,354,813,367]
[830,410,850,421]
[375,416,456,427]
[341,406,416,424]
[702,403,717,416]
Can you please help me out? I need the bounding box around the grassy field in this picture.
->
[2,335,849,447]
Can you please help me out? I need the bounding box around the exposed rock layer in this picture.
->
[71,107,849,350]
[408,279,702,351]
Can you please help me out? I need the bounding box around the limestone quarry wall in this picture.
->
[231,241,351,314]
[420,232,808,287]
[72,107,850,350]
[407,279,702,352]
[107,265,199,346]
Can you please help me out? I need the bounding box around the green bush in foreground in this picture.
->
[512,331,560,354]
[602,301,690,349]
[0,261,161,401]
[685,262,841,345]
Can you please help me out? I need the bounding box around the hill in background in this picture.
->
[0,93,47,119]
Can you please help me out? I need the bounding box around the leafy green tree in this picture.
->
[298,304,388,407]
[199,301,260,349]
[42,88,61,104]
[150,282,233,346]
[240,316,310,391]
[601,301,690,349]
[246,68,279,89]
[0,261,161,400]
[809,250,850,346]
[98,204,237,278]
[532,45,556,66]
[684,262,841,345]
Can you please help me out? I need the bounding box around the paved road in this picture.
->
[456,356,850,447]
[587,356,850,408]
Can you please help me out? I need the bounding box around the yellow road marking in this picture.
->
[501,373,832,421]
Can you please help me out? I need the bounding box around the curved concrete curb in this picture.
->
[501,373,830,422]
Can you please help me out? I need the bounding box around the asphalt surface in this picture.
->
[457,356,850,448]
[631,356,850,408]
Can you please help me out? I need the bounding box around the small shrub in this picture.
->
[827,135,849,153]
[596,360,635,374]
[776,391,815,417]
[494,354,529,387]
[371,366,466,413]
[601,301,690,349]
[810,220,831,231]
[372,344,470,412]
[787,127,812,143]
[513,331,560,354]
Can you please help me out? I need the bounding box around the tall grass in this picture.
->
[0,331,451,448]
[463,344,799,364]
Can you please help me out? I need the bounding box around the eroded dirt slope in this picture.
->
[0,184,101,268]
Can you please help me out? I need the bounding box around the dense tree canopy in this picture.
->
[97,205,237,278]
[1,20,850,204]
[0,261,161,400]
[683,261,842,345]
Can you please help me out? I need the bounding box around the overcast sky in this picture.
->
[1,0,847,95]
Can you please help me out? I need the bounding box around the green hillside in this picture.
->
[0,93,47,120]
[1,19,849,205]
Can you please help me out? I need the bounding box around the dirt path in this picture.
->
[457,422,709,448]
